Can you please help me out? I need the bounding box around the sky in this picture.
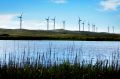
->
[0,0,120,33]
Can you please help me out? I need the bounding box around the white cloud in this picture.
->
[0,14,18,29]
[51,0,67,4]
[0,14,16,25]
[100,0,120,11]
[0,14,63,30]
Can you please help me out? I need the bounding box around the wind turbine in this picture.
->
[51,17,56,30]
[82,21,85,31]
[108,26,109,33]
[92,24,94,32]
[63,21,66,30]
[93,24,96,32]
[88,22,90,31]
[18,13,23,30]
[96,27,98,32]
[94,24,96,32]
[78,17,82,31]
[45,17,50,30]
[112,26,114,33]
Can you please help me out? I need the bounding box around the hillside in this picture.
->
[0,29,120,41]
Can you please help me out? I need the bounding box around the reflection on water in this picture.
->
[0,40,120,66]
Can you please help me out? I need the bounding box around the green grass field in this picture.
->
[0,29,120,40]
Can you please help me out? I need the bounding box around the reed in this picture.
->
[0,42,120,79]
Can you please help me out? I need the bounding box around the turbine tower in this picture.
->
[108,26,109,33]
[92,24,95,32]
[45,17,50,30]
[63,21,65,30]
[51,17,56,30]
[112,26,114,33]
[82,21,85,31]
[92,24,94,32]
[96,27,98,32]
[94,25,96,32]
[18,13,23,30]
[88,22,90,31]
[78,17,82,31]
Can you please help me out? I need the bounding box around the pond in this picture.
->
[0,40,120,66]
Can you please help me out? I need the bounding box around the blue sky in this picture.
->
[0,0,120,33]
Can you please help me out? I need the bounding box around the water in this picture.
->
[0,40,120,66]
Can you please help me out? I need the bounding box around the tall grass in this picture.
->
[0,41,120,79]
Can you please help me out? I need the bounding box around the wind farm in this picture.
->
[0,15,119,40]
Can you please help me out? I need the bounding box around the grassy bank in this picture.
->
[0,29,120,40]
[0,60,120,79]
